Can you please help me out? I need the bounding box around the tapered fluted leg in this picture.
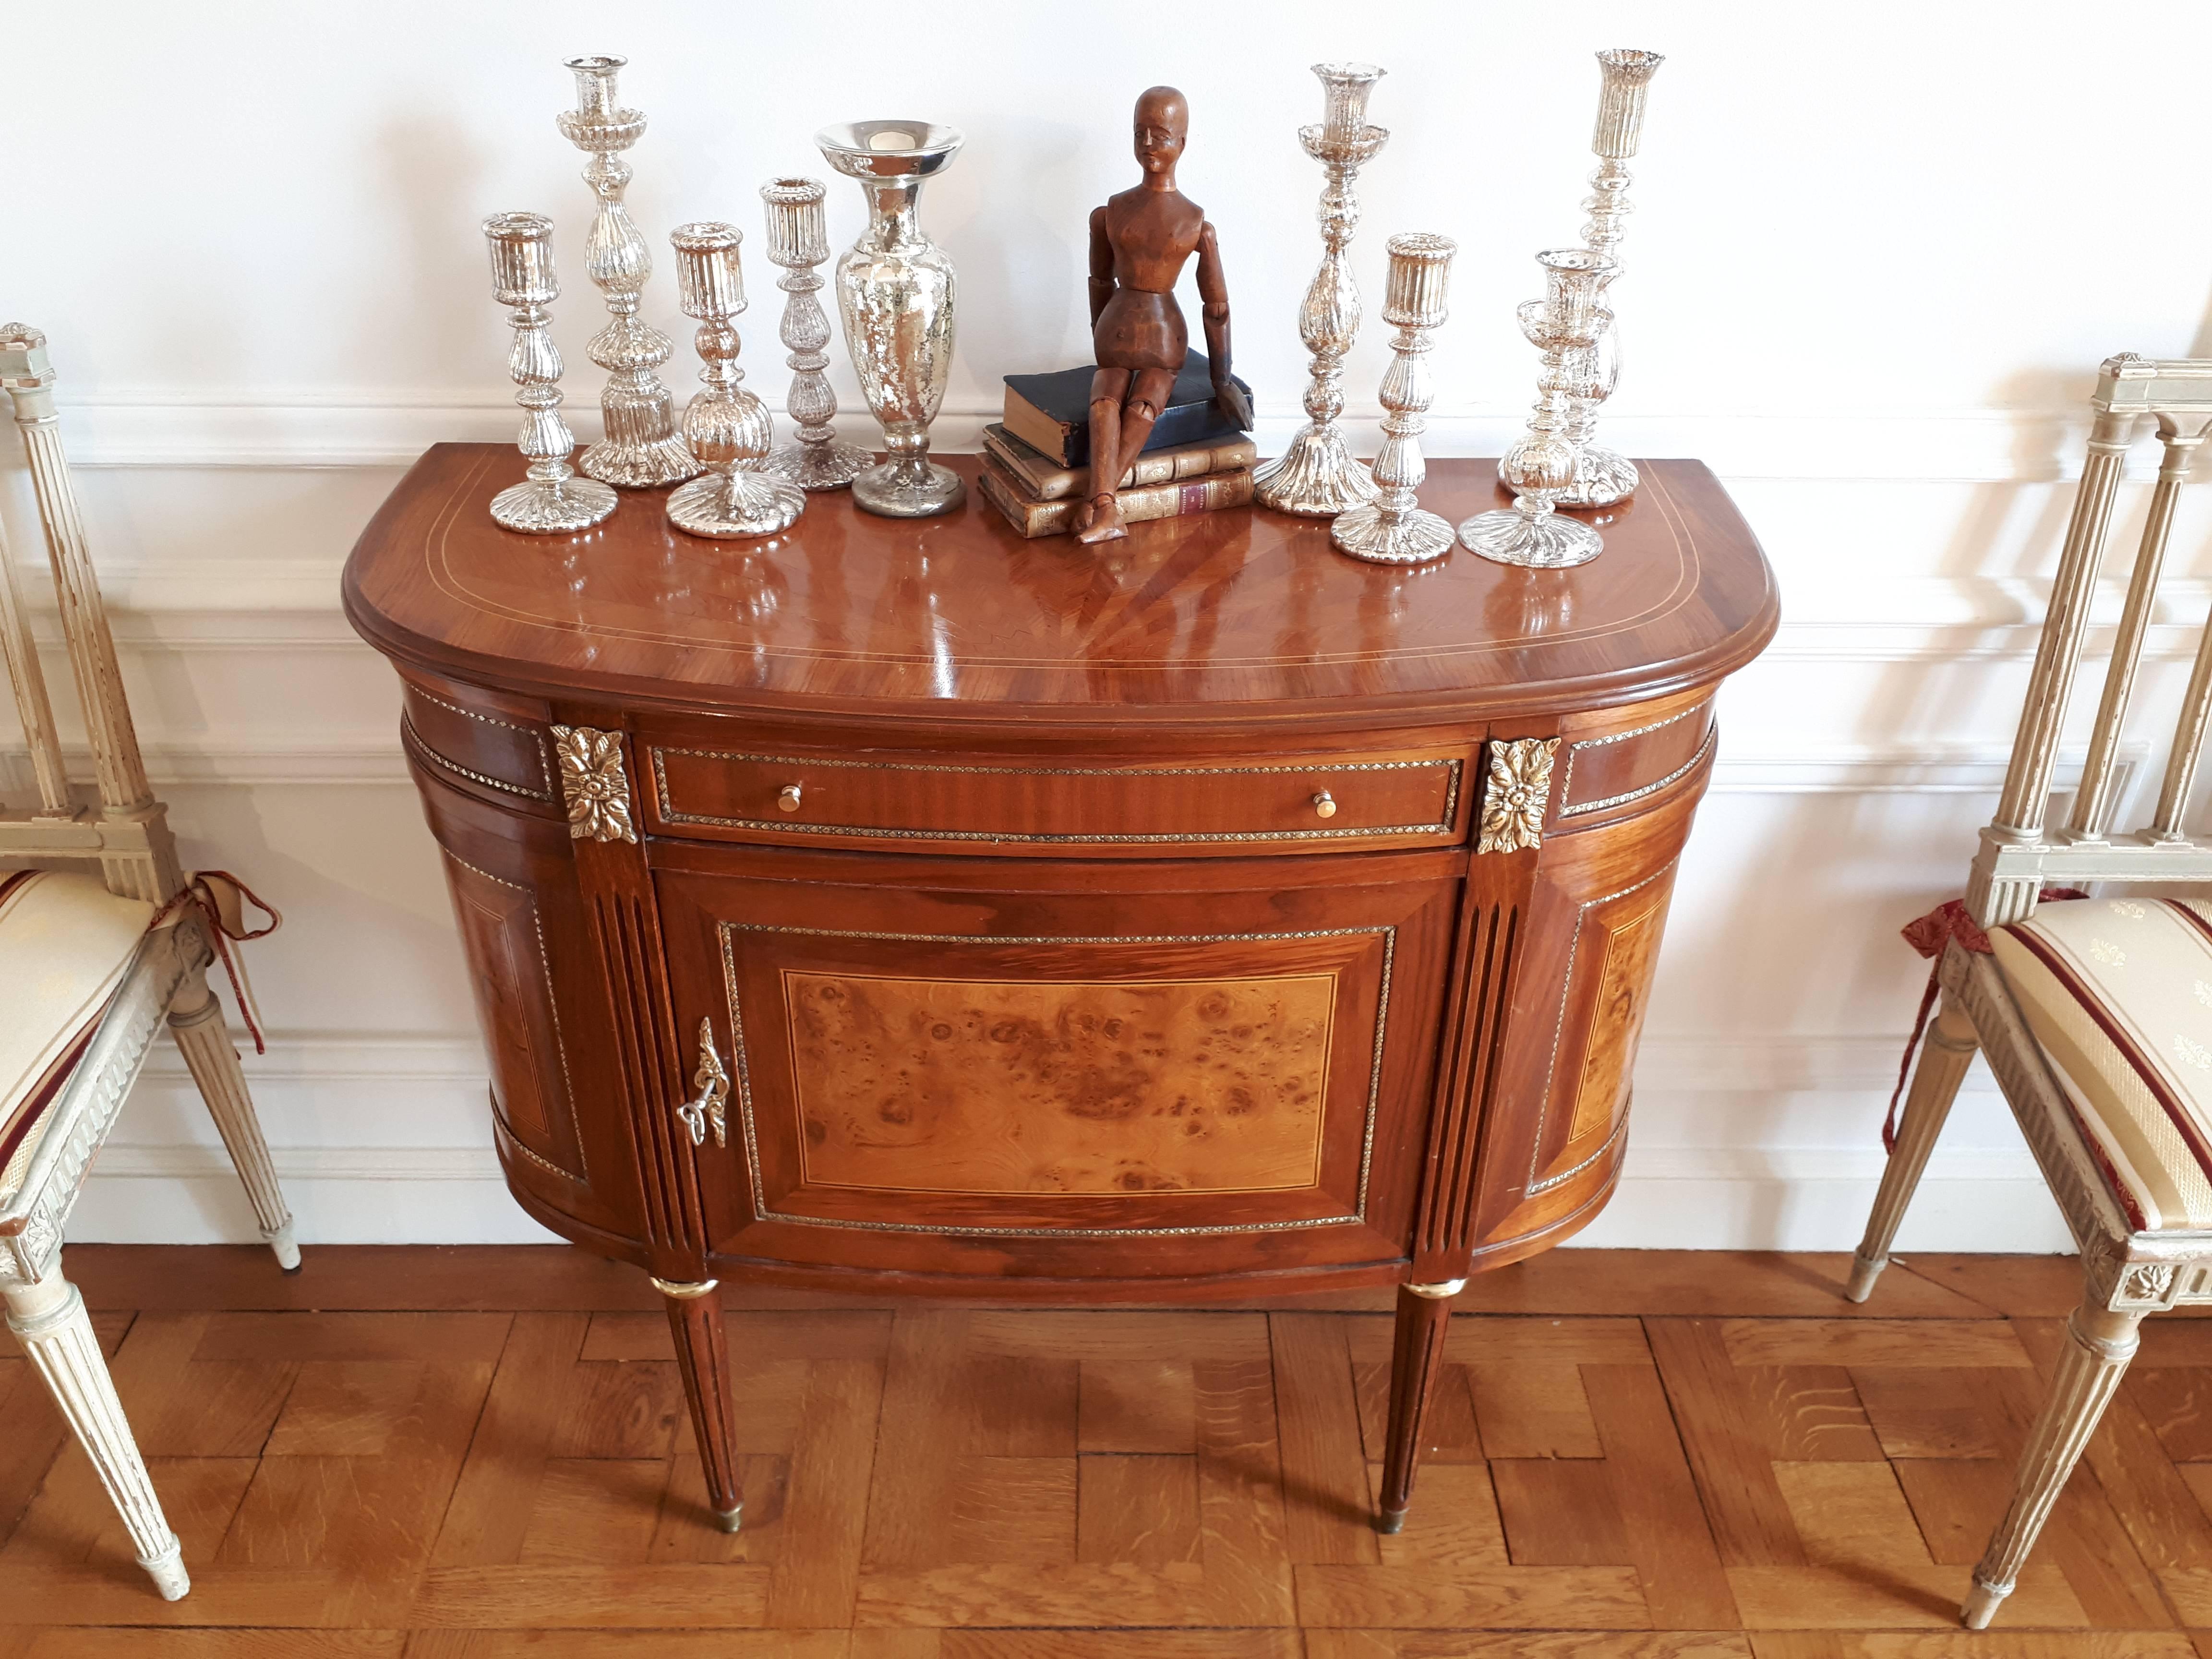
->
[1848,998,1977,1302]
[1375,1278,1463,1534]
[657,1276,744,1531]
[168,962,298,1271]
[1963,1288,2142,1628]
[5,1264,188,1598]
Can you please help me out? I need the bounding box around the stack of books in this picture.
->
[979,353,1257,539]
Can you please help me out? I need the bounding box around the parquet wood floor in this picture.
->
[9,1247,2212,1655]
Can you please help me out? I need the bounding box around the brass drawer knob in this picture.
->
[1312,790,1338,819]
[777,782,804,814]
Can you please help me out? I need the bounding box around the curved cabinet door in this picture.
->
[650,842,1460,1286]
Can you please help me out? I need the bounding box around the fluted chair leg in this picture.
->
[4,1264,189,1599]
[1848,998,1978,1302]
[1963,1286,2141,1628]
[168,962,298,1271]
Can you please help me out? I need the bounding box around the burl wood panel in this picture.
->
[784,968,1335,1197]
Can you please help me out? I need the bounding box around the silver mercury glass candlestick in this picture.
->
[555,54,701,488]
[759,177,872,491]
[1331,233,1456,565]
[665,222,805,539]
[1458,249,1617,569]
[1253,62,1389,517]
[481,212,617,534]
[1556,48,1663,509]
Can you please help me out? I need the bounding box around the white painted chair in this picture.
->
[0,324,297,1600]
[1849,354,2212,1627]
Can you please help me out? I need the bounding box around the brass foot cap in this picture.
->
[1844,1252,1885,1304]
[1960,1578,2009,1629]
[1374,1508,1407,1536]
[714,1505,744,1535]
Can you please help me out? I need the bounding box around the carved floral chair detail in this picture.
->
[1850,354,2212,1627]
[0,325,298,1600]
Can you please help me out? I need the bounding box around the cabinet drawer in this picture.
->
[644,743,1469,855]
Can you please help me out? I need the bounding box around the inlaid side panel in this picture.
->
[1564,888,1670,1146]
[443,854,565,1155]
[785,969,1335,1196]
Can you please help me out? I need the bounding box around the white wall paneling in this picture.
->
[13,0,2212,1250]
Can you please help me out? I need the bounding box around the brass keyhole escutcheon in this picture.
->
[778,783,804,814]
[1312,790,1337,819]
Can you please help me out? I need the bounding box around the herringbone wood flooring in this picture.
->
[8,1248,2212,1655]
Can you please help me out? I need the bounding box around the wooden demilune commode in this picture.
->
[342,447,1775,1533]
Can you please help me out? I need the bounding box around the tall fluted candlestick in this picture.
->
[482,212,617,534]
[1459,248,1616,569]
[556,54,701,488]
[1331,234,1455,565]
[665,222,805,539]
[1557,48,1663,509]
[759,177,872,491]
[1253,62,1388,517]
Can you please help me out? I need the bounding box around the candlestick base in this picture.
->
[765,437,874,491]
[1458,507,1604,569]
[491,475,618,535]
[852,457,965,518]
[1557,444,1637,508]
[580,431,704,490]
[1330,503,1455,565]
[1254,430,1379,517]
[668,470,805,539]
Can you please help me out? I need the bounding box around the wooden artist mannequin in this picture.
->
[1077,86,1252,543]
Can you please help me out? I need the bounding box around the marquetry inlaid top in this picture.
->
[343,445,1777,726]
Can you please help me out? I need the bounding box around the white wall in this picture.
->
[13,0,2212,1250]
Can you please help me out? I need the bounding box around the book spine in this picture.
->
[986,432,1262,503]
[978,461,1254,539]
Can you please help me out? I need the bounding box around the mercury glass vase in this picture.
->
[1458,249,1616,569]
[815,121,965,518]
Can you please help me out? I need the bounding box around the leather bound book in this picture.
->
[980,423,1259,503]
[976,452,1255,538]
[1001,352,1253,469]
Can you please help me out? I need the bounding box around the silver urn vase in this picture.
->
[815,121,965,517]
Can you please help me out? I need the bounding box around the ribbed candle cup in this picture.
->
[1330,232,1455,566]
[481,212,617,535]
[762,177,829,269]
[484,212,558,307]
[1315,61,1384,149]
[665,221,805,540]
[672,221,745,319]
[1592,48,1664,160]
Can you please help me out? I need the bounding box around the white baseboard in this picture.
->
[58,1031,2074,1252]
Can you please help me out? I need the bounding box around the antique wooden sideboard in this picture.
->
[343,445,1776,1534]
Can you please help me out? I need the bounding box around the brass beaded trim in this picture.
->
[1558,701,1709,815]
[406,687,554,798]
[1561,725,1717,818]
[715,921,1395,1239]
[652,747,1462,845]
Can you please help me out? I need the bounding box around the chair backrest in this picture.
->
[0,325,179,902]
[1970,354,2212,926]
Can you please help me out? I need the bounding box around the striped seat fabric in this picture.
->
[1990,895,2212,1231]
[0,870,156,1202]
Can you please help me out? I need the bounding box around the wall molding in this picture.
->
[27,396,2133,483]
[74,1030,2065,1251]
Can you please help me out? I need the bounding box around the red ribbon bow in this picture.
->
[150,870,283,1053]
[1883,889,2082,1152]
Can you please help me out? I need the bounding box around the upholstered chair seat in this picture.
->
[1989,896,2212,1231]
[0,872,156,1204]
